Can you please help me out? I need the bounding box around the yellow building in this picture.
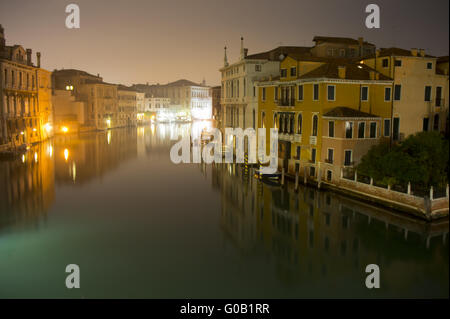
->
[362,48,449,138]
[256,54,393,182]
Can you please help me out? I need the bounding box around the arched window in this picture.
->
[297,114,302,134]
[290,115,294,134]
[312,114,318,136]
[284,115,289,133]
[274,113,278,129]
[433,114,440,131]
[279,115,283,132]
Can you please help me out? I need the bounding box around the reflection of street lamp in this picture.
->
[61,126,69,133]
[106,119,111,129]
[64,148,69,162]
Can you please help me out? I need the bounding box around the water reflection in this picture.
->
[0,123,448,298]
[212,162,449,297]
[0,141,54,232]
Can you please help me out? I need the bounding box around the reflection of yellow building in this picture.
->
[212,163,449,296]
[256,55,392,182]
[0,141,55,230]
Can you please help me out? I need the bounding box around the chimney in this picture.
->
[269,75,272,81]
[411,48,418,57]
[369,71,376,80]
[338,66,346,79]
[26,49,32,66]
[376,49,380,57]
[419,49,425,57]
[375,73,380,80]
[224,46,229,67]
[240,37,245,60]
[36,52,41,68]
[0,24,5,48]
[358,37,364,46]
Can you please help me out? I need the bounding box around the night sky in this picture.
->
[0,0,448,86]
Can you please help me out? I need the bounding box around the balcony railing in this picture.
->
[278,99,295,107]
[309,136,317,145]
[325,158,333,164]
[294,134,302,143]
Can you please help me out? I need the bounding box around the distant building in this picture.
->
[144,96,170,113]
[132,79,212,120]
[52,69,120,131]
[0,24,53,151]
[52,89,85,133]
[118,85,139,127]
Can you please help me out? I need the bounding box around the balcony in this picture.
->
[278,99,295,107]
[294,134,302,143]
[278,133,294,142]
[325,158,333,164]
[309,136,317,145]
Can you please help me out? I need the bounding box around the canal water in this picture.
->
[0,123,448,298]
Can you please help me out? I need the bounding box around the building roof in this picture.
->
[245,46,312,61]
[299,61,391,81]
[52,68,101,78]
[165,79,204,87]
[313,36,374,46]
[438,56,449,63]
[84,79,116,86]
[117,84,141,92]
[369,47,435,58]
[323,107,380,118]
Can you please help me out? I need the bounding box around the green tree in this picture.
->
[357,131,449,188]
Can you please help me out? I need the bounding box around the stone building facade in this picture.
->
[0,24,53,151]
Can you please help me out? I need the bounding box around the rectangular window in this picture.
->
[274,87,278,101]
[311,148,316,163]
[384,87,391,101]
[361,86,369,101]
[345,121,353,139]
[327,85,335,101]
[255,65,261,72]
[344,150,352,166]
[313,84,319,101]
[253,86,256,97]
[298,85,303,101]
[436,87,442,106]
[425,86,432,101]
[394,59,402,67]
[393,117,400,140]
[328,121,335,137]
[262,88,266,101]
[358,122,365,138]
[394,85,401,101]
[290,67,296,77]
[280,69,287,78]
[296,146,301,159]
[427,62,433,70]
[327,170,332,182]
[423,118,429,131]
[384,119,391,137]
[369,122,377,138]
[327,149,334,164]
[382,59,389,68]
